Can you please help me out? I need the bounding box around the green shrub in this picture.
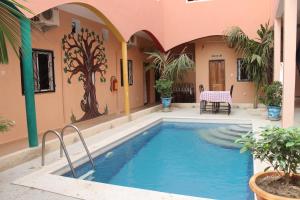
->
[236,127,300,181]
[155,79,173,98]
[260,81,282,107]
[0,118,15,133]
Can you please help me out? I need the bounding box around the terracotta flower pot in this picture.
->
[249,171,300,200]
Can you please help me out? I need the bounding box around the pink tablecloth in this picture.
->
[200,91,232,105]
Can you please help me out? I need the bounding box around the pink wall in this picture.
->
[195,36,255,103]
[162,0,275,49]
[17,0,275,50]
[2,0,275,144]
[0,10,154,144]
[295,27,300,97]
[17,0,164,46]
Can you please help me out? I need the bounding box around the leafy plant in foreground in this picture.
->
[236,127,300,182]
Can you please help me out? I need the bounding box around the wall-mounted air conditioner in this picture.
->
[32,8,60,32]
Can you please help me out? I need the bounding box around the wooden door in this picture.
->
[209,60,225,91]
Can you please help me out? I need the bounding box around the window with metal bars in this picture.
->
[20,49,55,94]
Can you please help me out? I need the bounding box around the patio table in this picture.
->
[200,91,232,114]
[200,91,232,105]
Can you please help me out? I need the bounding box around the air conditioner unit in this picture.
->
[127,35,137,47]
[32,8,60,32]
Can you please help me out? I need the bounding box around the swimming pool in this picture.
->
[63,122,253,200]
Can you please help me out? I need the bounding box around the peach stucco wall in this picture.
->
[295,28,300,97]
[162,0,275,49]
[195,36,255,103]
[2,0,276,144]
[17,0,164,46]
[0,10,154,145]
[17,0,275,50]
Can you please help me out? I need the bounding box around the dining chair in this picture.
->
[227,85,234,114]
[199,84,207,114]
[199,84,204,93]
[230,85,234,97]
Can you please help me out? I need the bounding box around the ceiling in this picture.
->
[58,4,152,41]
[58,4,106,25]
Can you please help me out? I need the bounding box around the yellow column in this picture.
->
[122,41,130,115]
[273,18,281,81]
[282,0,297,128]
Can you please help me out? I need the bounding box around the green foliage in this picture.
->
[236,127,300,178]
[260,81,283,107]
[145,48,194,100]
[225,23,274,107]
[155,79,173,98]
[0,0,33,64]
[145,48,194,82]
[0,118,15,133]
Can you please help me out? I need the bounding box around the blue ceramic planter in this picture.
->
[267,106,281,121]
[161,97,172,109]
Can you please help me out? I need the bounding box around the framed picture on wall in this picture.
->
[120,59,133,86]
[128,60,133,85]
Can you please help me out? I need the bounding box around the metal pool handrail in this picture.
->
[60,124,95,169]
[41,130,77,177]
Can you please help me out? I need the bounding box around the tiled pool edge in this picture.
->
[13,116,265,200]
[13,116,212,200]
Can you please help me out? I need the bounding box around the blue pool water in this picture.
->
[63,122,253,200]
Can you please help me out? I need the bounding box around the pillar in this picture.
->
[282,0,297,128]
[20,18,38,147]
[274,18,281,81]
[121,41,130,115]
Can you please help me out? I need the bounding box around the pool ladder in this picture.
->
[41,124,95,178]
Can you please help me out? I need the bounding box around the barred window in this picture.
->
[237,58,250,82]
[21,49,55,94]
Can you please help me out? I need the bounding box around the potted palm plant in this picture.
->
[145,49,194,111]
[260,81,283,120]
[225,23,274,108]
[236,127,300,200]
[154,79,173,111]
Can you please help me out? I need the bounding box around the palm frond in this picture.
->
[225,27,252,56]
[165,51,194,80]
[225,23,274,107]
[145,47,194,81]
[0,0,32,64]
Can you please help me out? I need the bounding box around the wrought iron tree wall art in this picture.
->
[62,28,108,121]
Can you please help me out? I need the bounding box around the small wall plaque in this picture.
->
[211,54,223,59]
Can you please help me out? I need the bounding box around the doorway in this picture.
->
[144,70,151,105]
[155,69,160,103]
[209,60,225,91]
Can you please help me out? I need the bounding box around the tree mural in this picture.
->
[62,28,108,121]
